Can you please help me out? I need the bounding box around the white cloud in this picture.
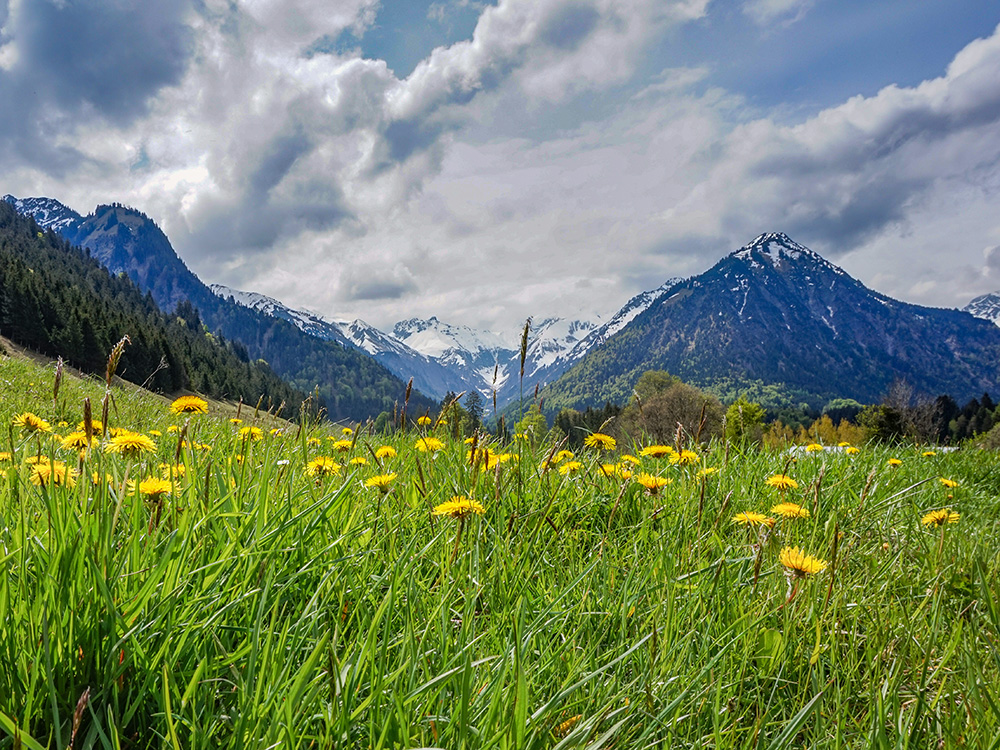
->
[742,0,813,27]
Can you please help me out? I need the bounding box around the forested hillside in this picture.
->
[0,202,302,411]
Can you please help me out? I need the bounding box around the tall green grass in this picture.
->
[1,353,999,748]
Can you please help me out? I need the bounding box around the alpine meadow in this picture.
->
[5,1,1000,748]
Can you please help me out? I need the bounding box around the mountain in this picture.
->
[5,195,435,421]
[964,292,1000,326]
[540,232,1000,413]
[0,200,304,410]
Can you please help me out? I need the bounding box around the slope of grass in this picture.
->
[2,351,999,748]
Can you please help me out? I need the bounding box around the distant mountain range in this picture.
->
[8,193,999,418]
[3,194,436,421]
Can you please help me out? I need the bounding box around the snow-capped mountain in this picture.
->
[963,291,1000,326]
[2,195,82,232]
[541,231,1000,412]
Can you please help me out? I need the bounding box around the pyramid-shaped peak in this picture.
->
[730,232,834,269]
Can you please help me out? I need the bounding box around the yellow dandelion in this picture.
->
[0,452,12,462]
[160,463,186,479]
[415,437,445,453]
[640,445,675,459]
[61,431,95,452]
[620,454,641,465]
[432,496,486,519]
[887,458,902,467]
[341,426,355,435]
[558,460,583,476]
[78,419,104,435]
[938,477,958,488]
[805,443,824,452]
[553,449,575,463]
[554,715,583,738]
[837,441,851,447]
[375,445,397,459]
[306,457,341,477]
[845,446,860,455]
[229,418,243,425]
[733,511,775,528]
[170,395,208,414]
[131,477,172,499]
[239,426,263,442]
[584,433,616,450]
[349,456,368,466]
[635,472,672,495]
[30,461,77,488]
[330,438,353,452]
[148,430,162,437]
[91,471,114,486]
[672,449,700,465]
[922,451,937,457]
[417,416,432,426]
[105,431,157,458]
[306,437,321,447]
[921,508,960,526]
[13,412,51,434]
[166,425,180,434]
[365,473,397,492]
[771,502,810,519]
[779,546,828,577]
[765,474,798,491]
[697,467,718,478]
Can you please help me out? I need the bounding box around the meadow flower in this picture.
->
[330,439,353,452]
[77,419,104,435]
[845,446,860,455]
[635,473,672,495]
[61,431,95,452]
[887,458,902,467]
[672,449,700,465]
[341,426,354,435]
[170,395,208,414]
[733,511,775,528]
[30,461,77,488]
[148,430,162,437]
[106,432,157,458]
[13,412,51,434]
[765,474,798,491]
[554,715,583,738]
[558,460,583,475]
[697,467,718,479]
[620,454,640,465]
[306,437,321,447]
[553,449,575,463]
[805,443,824,452]
[229,418,243,425]
[432,496,486,519]
[921,508,960,526]
[166,425,180,434]
[584,433,616,450]
[417,416,432,426]
[160,463,186,479]
[837,442,852,447]
[375,445,397,459]
[0,452,11,462]
[132,477,172,500]
[415,437,445,453]
[306,457,341,477]
[938,477,958,488]
[640,445,675,459]
[349,456,368,466]
[365,473,397,492]
[771,502,810,519]
[239,426,263,442]
[779,546,828,577]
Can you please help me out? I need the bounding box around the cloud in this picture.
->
[742,0,813,27]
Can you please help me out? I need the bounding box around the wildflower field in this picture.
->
[2,353,1000,748]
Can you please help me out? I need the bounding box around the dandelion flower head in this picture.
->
[733,511,774,528]
[765,474,798,491]
[432,496,486,519]
[170,395,208,415]
[771,502,810,519]
[584,433,616,450]
[921,508,960,526]
[416,437,445,453]
[779,546,828,577]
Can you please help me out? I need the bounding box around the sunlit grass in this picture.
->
[1,352,999,748]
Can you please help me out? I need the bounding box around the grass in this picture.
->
[2,350,1000,748]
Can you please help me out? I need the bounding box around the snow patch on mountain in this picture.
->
[964,291,1000,326]
[3,195,82,233]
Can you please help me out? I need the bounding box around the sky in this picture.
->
[2,0,1000,335]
